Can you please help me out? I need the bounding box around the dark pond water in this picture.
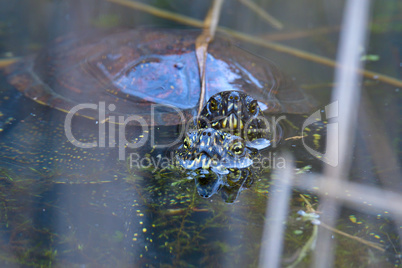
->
[0,0,401,267]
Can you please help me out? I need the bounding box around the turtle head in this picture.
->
[197,91,270,141]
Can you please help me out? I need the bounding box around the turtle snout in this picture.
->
[227,91,241,114]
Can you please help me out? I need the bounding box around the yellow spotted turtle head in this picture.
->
[197,91,270,141]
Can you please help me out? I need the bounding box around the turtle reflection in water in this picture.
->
[175,128,269,203]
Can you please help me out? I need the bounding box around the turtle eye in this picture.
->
[210,98,218,111]
[230,141,244,155]
[183,136,192,149]
[249,101,257,115]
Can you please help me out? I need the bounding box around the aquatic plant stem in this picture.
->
[260,15,402,42]
[238,0,283,29]
[320,222,385,252]
[259,155,294,268]
[314,0,371,265]
[300,195,385,252]
[195,0,224,116]
[287,225,318,268]
[174,188,197,266]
